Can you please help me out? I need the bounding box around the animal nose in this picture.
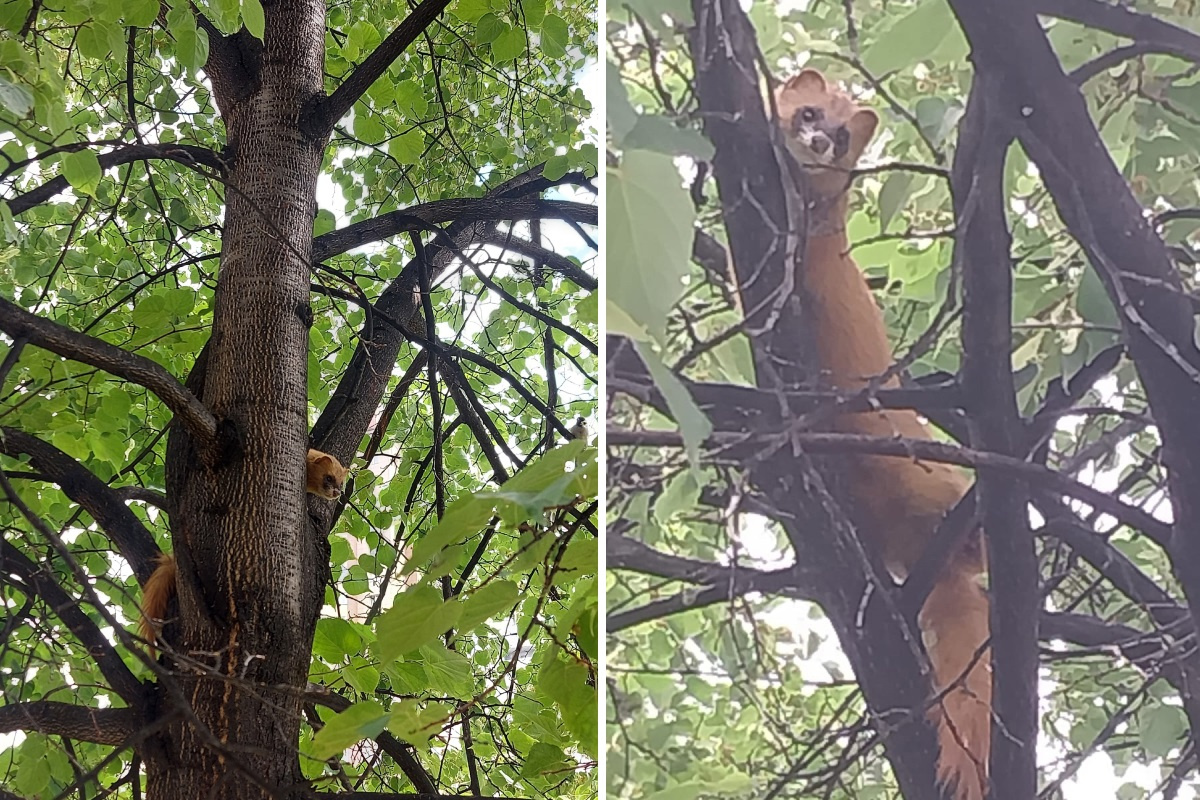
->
[810,136,830,155]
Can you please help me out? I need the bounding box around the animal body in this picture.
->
[774,68,991,800]
[138,448,349,650]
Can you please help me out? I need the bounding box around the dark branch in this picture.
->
[0,428,160,582]
[312,198,597,263]
[0,702,137,746]
[1038,0,1200,64]
[6,144,225,215]
[308,690,437,793]
[607,427,1175,549]
[308,0,455,136]
[954,74,1036,794]
[949,0,1200,671]
[480,230,597,291]
[0,297,218,453]
[0,541,143,703]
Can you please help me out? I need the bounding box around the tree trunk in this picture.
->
[149,2,329,796]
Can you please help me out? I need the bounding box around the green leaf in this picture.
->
[343,660,381,694]
[607,61,637,147]
[492,26,526,63]
[388,700,450,748]
[419,643,473,698]
[77,21,120,61]
[0,1,32,32]
[559,535,597,578]
[347,21,381,53]
[405,494,496,574]
[522,0,546,26]
[914,96,962,148]
[174,22,210,72]
[635,342,712,468]
[521,742,568,777]
[1139,704,1185,758]
[0,75,33,117]
[607,150,695,342]
[313,209,336,237]
[61,150,102,197]
[539,14,568,59]
[877,172,913,232]
[388,130,425,165]
[489,440,589,516]
[394,80,430,118]
[122,0,159,25]
[1075,265,1119,327]
[375,585,464,661]
[456,580,520,633]
[309,700,389,760]
[476,13,506,44]
[573,603,597,660]
[861,0,955,74]
[653,470,702,524]
[453,0,491,22]
[538,654,597,758]
[623,115,714,160]
[242,0,265,38]
[314,617,363,661]
[576,290,597,325]
[355,111,385,142]
[543,154,570,181]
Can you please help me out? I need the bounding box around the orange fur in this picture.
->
[776,68,990,800]
[138,552,178,650]
[306,448,349,500]
[137,448,349,652]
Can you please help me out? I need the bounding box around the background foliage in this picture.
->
[607,0,1200,798]
[0,0,598,797]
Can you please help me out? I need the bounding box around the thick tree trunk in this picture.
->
[148,2,329,796]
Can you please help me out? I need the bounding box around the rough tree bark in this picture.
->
[151,2,332,795]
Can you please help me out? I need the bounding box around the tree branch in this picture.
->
[0,701,137,746]
[312,198,596,263]
[307,0,455,136]
[954,74,1036,794]
[0,427,160,582]
[6,143,225,216]
[480,230,597,291]
[1037,0,1200,64]
[948,0,1200,672]
[307,689,437,793]
[0,297,218,454]
[311,164,591,470]
[0,541,143,704]
[607,427,1175,548]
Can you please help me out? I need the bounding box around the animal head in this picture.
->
[774,69,878,196]
[306,449,349,500]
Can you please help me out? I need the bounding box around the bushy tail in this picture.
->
[920,566,991,800]
[138,553,177,652]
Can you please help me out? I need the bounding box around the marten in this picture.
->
[774,68,991,800]
[137,448,349,651]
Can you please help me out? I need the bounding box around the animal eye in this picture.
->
[800,107,818,122]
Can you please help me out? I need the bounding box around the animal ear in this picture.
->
[847,108,878,150]
[312,454,333,467]
[784,68,826,93]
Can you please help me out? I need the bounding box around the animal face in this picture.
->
[774,69,878,185]
[306,449,349,500]
[318,469,342,499]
